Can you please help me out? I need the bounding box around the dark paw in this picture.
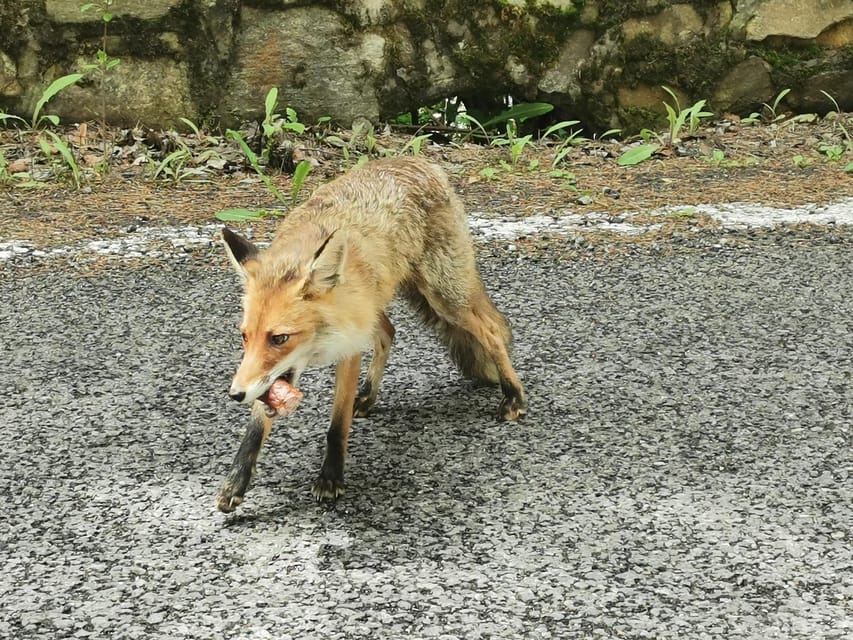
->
[353,382,374,418]
[216,485,244,513]
[312,474,345,501]
[217,467,252,513]
[499,393,527,421]
[353,394,374,418]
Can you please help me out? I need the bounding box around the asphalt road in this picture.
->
[1,233,851,639]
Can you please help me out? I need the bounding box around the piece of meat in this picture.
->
[265,378,303,417]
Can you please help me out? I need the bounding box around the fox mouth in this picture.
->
[259,369,302,418]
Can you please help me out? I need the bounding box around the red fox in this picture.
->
[217,157,526,512]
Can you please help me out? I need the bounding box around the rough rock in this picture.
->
[538,30,596,99]
[45,0,182,22]
[221,6,383,125]
[816,18,853,47]
[54,58,194,127]
[742,0,853,40]
[622,4,704,45]
[0,51,21,96]
[795,70,853,112]
[2,0,853,130]
[712,56,774,113]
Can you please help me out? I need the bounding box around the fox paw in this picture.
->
[217,467,253,513]
[353,394,374,418]
[216,489,243,513]
[499,394,527,421]
[353,382,375,418]
[312,476,345,501]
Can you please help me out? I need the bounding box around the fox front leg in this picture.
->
[217,403,272,513]
[313,354,361,500]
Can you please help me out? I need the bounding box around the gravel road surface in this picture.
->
[1,233,851,639]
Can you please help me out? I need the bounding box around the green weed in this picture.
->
[41,130,83,188]
[819,143,845,162]
[618,143,659,166]
[151,143,208,183]
[227,128,286,203]
[492,121,533,166]
[32,74,84,129]
[742,88,790,125]
[399,133,432,156]
[479,167,501,181]
[80,0,121,168]
[480,102,554,130]
[661,86,713,144]
[0,73,84,186]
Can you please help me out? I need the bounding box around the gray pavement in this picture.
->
[1,234,851,639]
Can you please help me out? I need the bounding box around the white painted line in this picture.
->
[1,199,851,262]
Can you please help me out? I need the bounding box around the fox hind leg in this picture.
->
[354,312,395,418]
[457,288,527,421]
[408,279,527,421]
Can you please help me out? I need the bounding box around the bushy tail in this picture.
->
[405,287,508,385]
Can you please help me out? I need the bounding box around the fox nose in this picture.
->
[228,389,246,402]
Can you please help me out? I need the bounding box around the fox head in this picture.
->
[221,226,369,406]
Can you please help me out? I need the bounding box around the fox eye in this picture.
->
[270,333,289,347]
[240,331,247,345]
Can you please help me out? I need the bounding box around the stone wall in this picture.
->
[1,0,851,131]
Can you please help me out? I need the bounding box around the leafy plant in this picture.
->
[399,133,432,156]
[479,167,501,181]
[150,142,210,183]
[290,158,311,202]
[255,87,309,171]
[742,88,790,125]
[456,112,492,144]
[661,86,713,144]
[0,74,83,186]
[262,88,305,140]
[792,154,811,168]
[80,0,121,169]
[542,119,583,167]
[0,148,10,185]
[819,90,852,158]
[618,142,659,166]
[819,143,844,162]
[492,121,533,166]
[214,125,313,221]
[549,168,578,191]
[179,117,221,146]
[480,102,554,130]
[32,74,84,129]
[227,128,286,203]
[215,207,279,222]
[40,130,83,188]
[706,148,726,165]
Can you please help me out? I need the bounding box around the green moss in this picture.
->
[595,0,670,30]
[621,32,741,100]
[749,42,832,86]
[755,43,824,69]
[618,105,667,135]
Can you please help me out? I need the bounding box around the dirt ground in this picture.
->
[1,114,851,253]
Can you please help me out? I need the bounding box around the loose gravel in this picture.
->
[0,232,851,639]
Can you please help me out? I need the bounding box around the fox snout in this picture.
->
[228,377,261,404]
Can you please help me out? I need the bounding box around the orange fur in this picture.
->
[217,157,526,507]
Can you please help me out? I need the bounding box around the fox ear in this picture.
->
[221,227,258,280]
[304,230,347,295]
